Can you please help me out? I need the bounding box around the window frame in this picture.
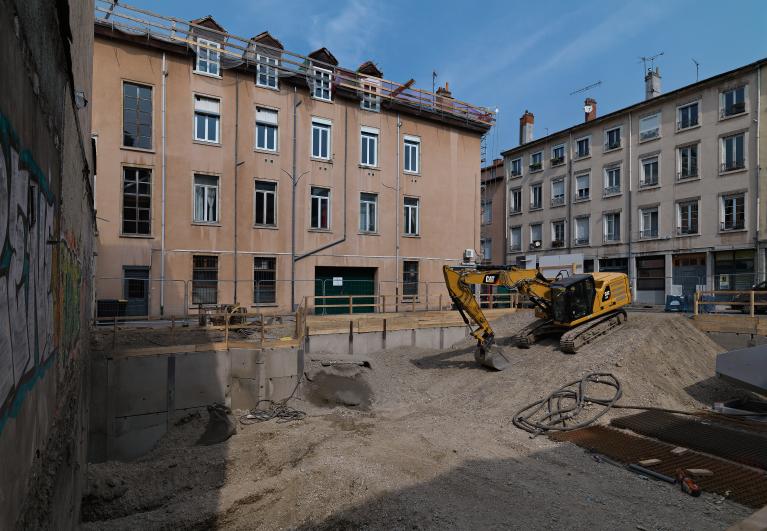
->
[402,260,419,298]
[574,216,590,246]
[676,199,700,236]
[510,187,522,214]
[639,205,659,239]
[640,154,660,187]
[639,112,661,142]
[359,192,378,233]
[509,225,522,251]
[720,85,747,119]
[192,255,219,305]
[720,192,746,232]
[604,126,622,151]
[403,196,420,236]
[194,38,221,77]
[510,157,522,177]
[720,132,746,173]
[575,135,591,159]
[253,256,277,305]
[121,166,152,236]
[361,77,381,112]
[676,100,700,131]
[192,173,220,224]
[530,183,543,210]
[551,177,565,207]
[574,172,590,201]
[603,211,621,242]
[530,223,543,247]
[529,151,543,172]
[310,186,331,230]
[481,199,492,225]
[254,179,278,227]
[403,135,420,174]
[360,127,379,167]
[193,94,221,144]
[311,118,332,160]
[551,144,566,166]
[312,66,333,102]
[256,53,279,89]
[551,219,566,247]
[603,165,621,196]
[122,81,153,150]
[677,143,699,180]
[255,106,279,152]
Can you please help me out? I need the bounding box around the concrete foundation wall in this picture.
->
[306,325,469,356]
[0,0,95,528]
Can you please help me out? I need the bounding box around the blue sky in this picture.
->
[124,0,767,160]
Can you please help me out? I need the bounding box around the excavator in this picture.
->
[443,264,632,370]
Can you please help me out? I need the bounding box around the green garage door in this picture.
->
[315,266,376,315]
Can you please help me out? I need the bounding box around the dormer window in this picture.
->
[313,67,332,101]
[257,54,278,89]
[195,38,221,76]
[361,78,381,112]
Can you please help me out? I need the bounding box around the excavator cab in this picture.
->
[549,275,596,324]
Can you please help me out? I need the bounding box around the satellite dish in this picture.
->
[584,105,593,113]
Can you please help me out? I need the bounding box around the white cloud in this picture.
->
[308,0,384,67]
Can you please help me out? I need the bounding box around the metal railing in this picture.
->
[639,228,658,239]
[639,178,658,188]
[551,196,565,207]
[550,156,565,166]
[604,140,621,151]
[603,185,621,196]
[639,129,659,141]
[676,168,698,180]
[721,220,745,232]
[721,160,745,172]
[676,225,698,236]
[676,119,699,131]
[574,237,590,246]
[529,162,542,171]
[720,102,746,118]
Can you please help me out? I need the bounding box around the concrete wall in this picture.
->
[0,0,95,528]
[91,26,487,316]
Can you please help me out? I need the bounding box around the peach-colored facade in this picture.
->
[480,159,507,264]
[92,24,489,315]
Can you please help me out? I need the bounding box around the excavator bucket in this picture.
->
[475,345,510,371]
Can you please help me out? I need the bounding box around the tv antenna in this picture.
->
[569,80,602,96]
[640,51,664,73]
[692,58,700,81]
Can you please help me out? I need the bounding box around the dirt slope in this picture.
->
[82,312,750,530]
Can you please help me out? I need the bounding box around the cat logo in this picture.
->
[602,287,611,301]
[483,274,498,284]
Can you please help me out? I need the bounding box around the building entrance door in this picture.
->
[123,267,150,317]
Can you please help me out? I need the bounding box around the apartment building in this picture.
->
[503,60,766,305]
[480,158,507,264]
[91,2,492,315]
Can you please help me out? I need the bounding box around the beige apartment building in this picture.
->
[503,59,766,306]
[480,158,507,264]
[91,3,492,316]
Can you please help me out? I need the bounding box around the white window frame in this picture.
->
[310,186,331,230]
[603,211,621,242]
[256,53,279,89]
[676,199,699,236]
[640,155,660,187]
[359,192,378,233]
[574,216,590,245]
[676,101,700,131]
[604,126,622,151]
[639,113,661,142]
[604,165,621,195]
[677,143,699,180]
[311,118,332,160]
[530,151,543,171]
[720,132,746,173]
[530,183,542,210]
[720,85,747,119]
[551,178,565,206]
[510,157,522,177]
[639,206,659,239]
[255,107,278,152]
[254,180,277,227]
[361,77,381,112]
[403,196,420,236]
[720,192,746,232]
[510,187,522,214]
[510,226,522,251]
[551,220,566,246]
[575,135,591,158]
[551,144,566,166]
[193,174,220,224]
[194,95,221,144]
[575,172,590,201]
[530,223,543,246]
[403,135,420,174]
[312,66,333,102]
[360,127,379,167]
[195,38,221,77]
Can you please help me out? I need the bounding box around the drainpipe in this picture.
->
[755,66,762,281]
[627,112,634,298]
[233,72,240,303]
[566,131,573,253]
[160,52,167,315]
[290,88,301,311]
[395,113,401,296]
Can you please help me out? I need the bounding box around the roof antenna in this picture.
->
[639,51,664,73]
[692,58,700,82]
[432,70,438,95]
[569,80,602,96]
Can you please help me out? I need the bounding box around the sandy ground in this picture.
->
[82,312,753,530]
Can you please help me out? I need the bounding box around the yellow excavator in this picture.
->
[443,264,632,370]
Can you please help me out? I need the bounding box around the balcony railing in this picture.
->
[550,156,565,166]
[603,185,621,196]
[603,233,620,243]
[721,220,745,232]
[677,225,698,236]
[639,128,659,141]
[721,102,746,118]
[676,119,699,131]
[575,149,590,159]
[639,228,659,239]
[551,196,565,207]
[604,140,621,150]
[677,168,698,180]
[574,237,590,246]
[510,169,522,177]
[721,160,745,172]
[510,206,522,214]
[639,178,658,188]
[529,162,542,171]
[575,191,590,201]
[510,244,522,252]
[530,202,542,210]
[551,240,565,248]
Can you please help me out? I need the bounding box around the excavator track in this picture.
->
[559,309,627,354]
[514,319,564,348]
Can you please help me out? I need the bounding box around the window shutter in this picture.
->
[256,108,278,125]
[195,96,220,113]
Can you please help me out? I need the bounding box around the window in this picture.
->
[192,255,218,304]
[551,220,565,247]
[604,212,620,242]
[123,82,152,149]
[403,261,419,298]
[361,78,381,112]
[510,158,522,177]
[310,186,330,229]
[404,136,420,173]
[639,113,660,141]
[605,127,621,150]
[530,223,542,248]
[575,216,590,245]
[530,183,542,209]
[193,174,219,223]
[481,200,492,224]
[640,207,659,239]
[604,166,621,195]
[551,178,565,206]
[640,156,659,187]
[510,187,522,214]
[677,200,699,235]
[194,95,220,143]
[551,144,565,166]
[359,192,377,233]
[256,54,278,89]
[480,239,492,262]
[404,197,419,236]
[530,152,543,171]
[360,128,378,167]
[253,257,276,304]
[721,193,745,231]
[576,136,590,158]
[255,180,276,226]
[122,167,151,235]
[677,102,699,130]
[721,133,745,172]
[311,119,331,159]
[721,86,746,118]
[195,38,221,76]
[510,226,522,251]
[575,173,590,200]
[312,66,332,101]
[678,144,698,179]
[255,107,278,151]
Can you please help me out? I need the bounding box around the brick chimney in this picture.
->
[519,110,534,145]
[584,98,597,122]
[645,67,661,100]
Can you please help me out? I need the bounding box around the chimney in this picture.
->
[519,110,534,145]
[584,98,597,122]
[645,67,661,100]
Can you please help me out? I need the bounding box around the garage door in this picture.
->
[315,266,376,315]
